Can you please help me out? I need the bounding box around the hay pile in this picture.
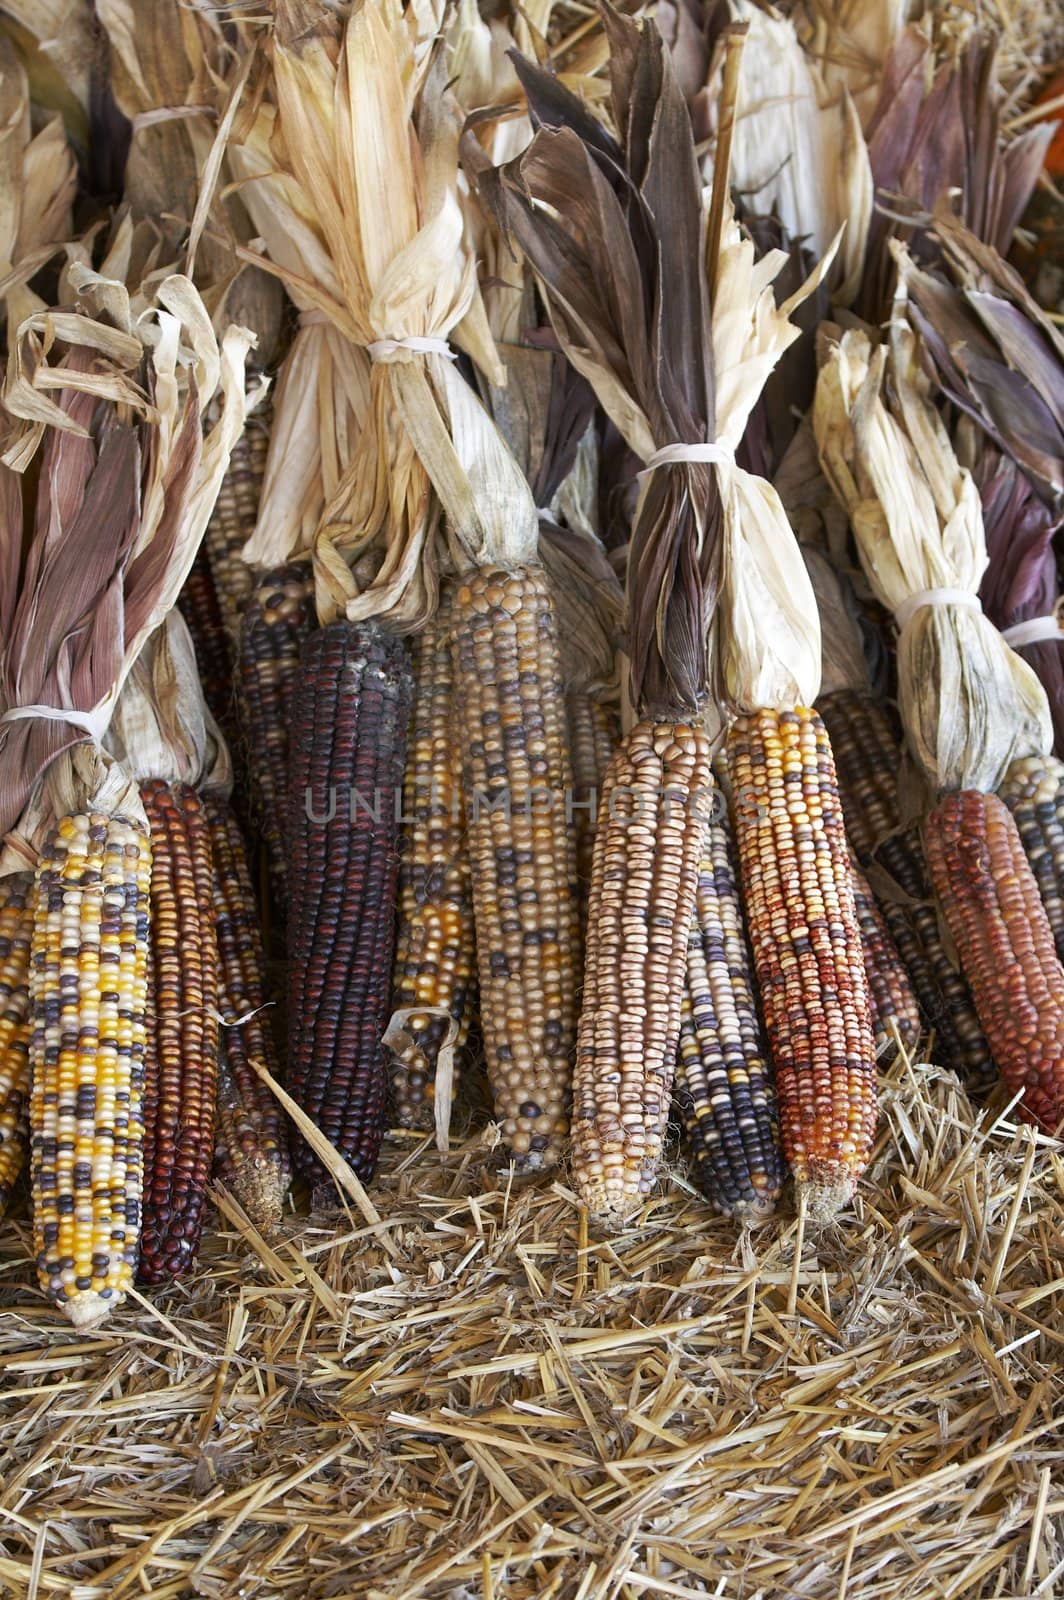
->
[0,1051,1062,1598]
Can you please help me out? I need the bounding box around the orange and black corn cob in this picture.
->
[0,873,33,1217]
[675,797,783,1220]
[999,755,1064,966]
[203,408,269,647]
[388,600,476,1131]
[925,790,1064,1133]
[205,795,290,1231]
[728,707,878,1219]
[850,856,922,1060]
[138,781,220,1284]
[566,690,620,896]
[286,620,413,1184]
[819,687,995,1093]
[237,562,315,911]
[178,545,237,737]
[31,813,151,1326]
[573,719,713,1225]
[451,566,580,1173]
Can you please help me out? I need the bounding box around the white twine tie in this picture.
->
[1003,615,1064,650]
[894,588,982,632]
[637,441,735,480]
[366,336,455,364]
[1,703,111,746]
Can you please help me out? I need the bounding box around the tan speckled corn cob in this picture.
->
[0,873,33,1217]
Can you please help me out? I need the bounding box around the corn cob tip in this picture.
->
[729,1193,779,1227]
[61,1291,119,1330]
[229,1160,287,1235]
[795,1166,858,1225]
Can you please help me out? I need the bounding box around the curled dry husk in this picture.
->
[897,222,1064,511]
[241,0,505,627]
[479,10,830,719]
[106,609,230,794]
[95,0,285,350]
[704,0,871,307]
[0,1,95,144]
[856,28,1053,323]
[0,267,253,873]
[0,33,76,334]
[813,312,1051,797]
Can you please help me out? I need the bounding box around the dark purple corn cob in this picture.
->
[286,620,413,1185]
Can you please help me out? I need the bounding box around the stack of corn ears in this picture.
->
[0,259,252,1327]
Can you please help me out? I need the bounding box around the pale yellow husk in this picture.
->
[794,0,909,127]
[107,611,231,795]
[813,309,1052,796]
[0,34,75,332]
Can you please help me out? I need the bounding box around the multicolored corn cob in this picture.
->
[205,795,290,1231]
[138,781,220,1284]
[0,873,33,1217]
[566,690,620,896]
[286,621,413,1184]
[819,687,995,1093]
[388,600,476,1131]
[850,856,922,1060]
[178,545,237,737]
[450,566,580,1173]
[30,813,151,1326]
[573,719,713,1224]
[675,796,783,1220]
[925,790,1064,1133]
[237,561,315,910]
[204,409,270,647]
[999,755,1064,966]
[727,707,878,1219]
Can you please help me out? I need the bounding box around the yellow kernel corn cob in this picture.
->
[850,855,922,1060]
[924,790,1064,1132]
[30,813,151,1327]
[388,598,476,1130]
[728,707,878,1220]
[573,719,713,1226]
[675,796,783,1220]
[0,872,33,1217]
[566,690,620,896]
[999,754,1064,966]
[450,566,580,1171]
[819,687,995,1093]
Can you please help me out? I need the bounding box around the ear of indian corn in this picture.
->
[0,873,34,1217]
[566,690,620,897]
[137,781,220,1284]
[203,407,270,647]
[675,795,783,1220]
[850,855,922,1060]
[178,546,237,739]
[238,561,316,913]
[819,687,995,1093]
[727,706,878,1220]
[999,755,1064,966]
[924,789,1064,1132]
[286,620,413,1185]
[573,719,713,1224]
[31,813,151,1327]
[450,566,580,1172]
[204,794,290,1231]
[388,599,476,1131]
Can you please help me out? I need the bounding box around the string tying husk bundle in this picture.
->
[814,311,1051,798]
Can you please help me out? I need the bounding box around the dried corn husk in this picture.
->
[0,1,94,142]
[814,312,1051,797]
[897,222,1064,510]
[703,1,870,307]
[0,34,76,334]
[0,269,253,869]
[802,547,872,700]
[107,610,229,795]
[239,0,503,629]
[795,0,908,127]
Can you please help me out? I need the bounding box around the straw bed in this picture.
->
[0,1050,1061,1598]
